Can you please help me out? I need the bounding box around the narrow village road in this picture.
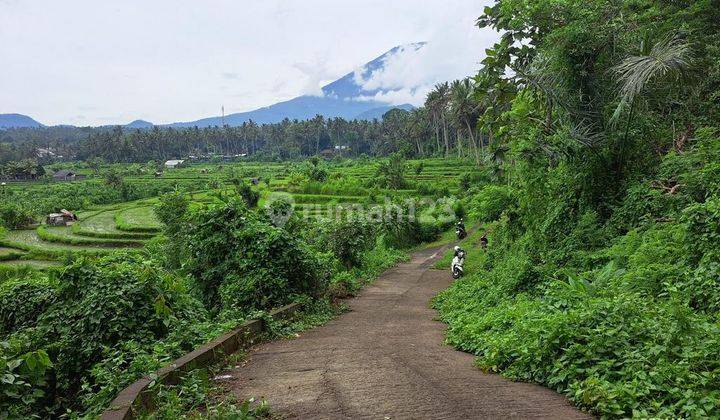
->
[223,245,590,419]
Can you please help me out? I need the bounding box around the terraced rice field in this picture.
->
[73,209,152,238]
[115,206,161,232]
[0,199,163,268]
[0,259,62,269]
[1,229,118,254]
[1,159,481,270]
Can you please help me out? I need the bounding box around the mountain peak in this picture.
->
[125,119,154,129]
[167,43,424,127]
[321,42,426,99]
[1,43,425,129]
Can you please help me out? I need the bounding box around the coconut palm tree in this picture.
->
[425,90,443,155]
[450,78,481,163]
[430,82,451,157]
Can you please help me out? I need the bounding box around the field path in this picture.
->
[223,245,590,419]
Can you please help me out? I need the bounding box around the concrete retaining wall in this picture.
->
[100,302,302,420]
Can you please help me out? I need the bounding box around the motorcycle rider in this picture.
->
[451,246,466,279]
[456,218,467,239]
[453,245,465,258]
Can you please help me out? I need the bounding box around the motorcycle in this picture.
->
[455,224,467,240]
[451,246,466,279]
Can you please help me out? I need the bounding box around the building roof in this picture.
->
[53,169,75,178]
[164,159,185,166]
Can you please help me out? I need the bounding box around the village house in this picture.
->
[52,170,85,181]
[164,159,185,169]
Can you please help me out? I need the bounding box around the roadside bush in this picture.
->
[0,254,206,417]
[377,199,441,248]
[0,275,56,335]
[434,127,720,418]
[37,255,204,402]
[181,199,326,311]
[467,185,516,222]
[1,337,53,418]
[318,216,377,269]
[328,271,361,298]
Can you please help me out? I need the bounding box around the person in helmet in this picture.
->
[453,245,464,257]
[456,218,467,239]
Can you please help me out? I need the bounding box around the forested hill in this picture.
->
[0,114,43,129]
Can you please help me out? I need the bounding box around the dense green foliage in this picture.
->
[178,199,326,311]
[316,215,377,269]
[433,1,720,418]
[0,156,469,416]
[0,254,208,417]
[3,0,718,417]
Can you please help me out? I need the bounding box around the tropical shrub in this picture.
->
[1,338,53,418]
[0,254,206,417]
[375,154,407,189]
[180,199,326,311]
[0,275,56,335]
[317,215,377,269]
[234,181,260,208]
[466,185,516,222]
[0,203,35,229]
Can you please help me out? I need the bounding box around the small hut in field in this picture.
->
[164,159,185,169]
[46,209,78,226]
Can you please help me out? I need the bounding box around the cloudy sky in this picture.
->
[0,0,498,126]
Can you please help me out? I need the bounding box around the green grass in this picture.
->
[0,247,26,261]
[73,210,155,239]
[0,229,122,258]
[0,259,62,269]
[115,207,162,232]
[38,225,145,248]
[290,193,367,204]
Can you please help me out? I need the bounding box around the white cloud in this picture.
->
[354,86,432,106]
[292,60,334,97]
[351,3,499,106]
[0,0,498,125]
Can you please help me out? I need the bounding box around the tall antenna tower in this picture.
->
[221,105,226,126]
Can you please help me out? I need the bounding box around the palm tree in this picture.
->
[450,78,481,163]
[430,82,451,157]
[611,34,692,130]
[425,90,442,155]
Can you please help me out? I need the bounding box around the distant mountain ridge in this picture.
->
[125,119,154,129]
[1,43,423,129]
[166,42,424,127]
[0,114,43,128]
[353,104,415,120]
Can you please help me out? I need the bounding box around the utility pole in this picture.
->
[222,105,226,127]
